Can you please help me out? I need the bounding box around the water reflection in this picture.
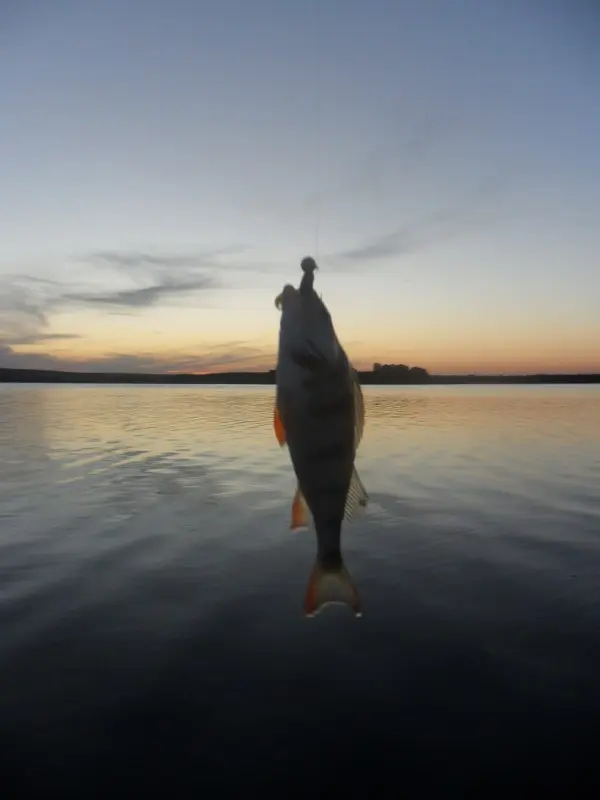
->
[0,384,599,791]
[1,383,598,538]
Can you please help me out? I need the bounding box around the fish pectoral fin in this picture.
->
[273,404,286,446]
[304,560,361,617]
[344,467,369,522]
[291,486,310,531]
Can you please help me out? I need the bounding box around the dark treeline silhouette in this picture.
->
[1,365,599,385]
[0,367,275,385]
[428,374,600,384]
[359,363,430,384]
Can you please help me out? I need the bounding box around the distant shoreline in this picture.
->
[1,367,599,385]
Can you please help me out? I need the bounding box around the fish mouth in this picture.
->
[274,284,297,311]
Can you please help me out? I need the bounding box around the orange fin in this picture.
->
[273,404,286,446]
[291,486,309,531]
[304,561,361,617]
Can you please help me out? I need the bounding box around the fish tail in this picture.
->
[303,559,361,618]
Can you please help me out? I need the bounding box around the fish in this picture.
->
[274,256,368,617]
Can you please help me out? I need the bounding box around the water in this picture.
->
[1,384,599,794]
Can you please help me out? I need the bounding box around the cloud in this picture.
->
[0,246,244,370]
[333,212,463,264]
[0,246,236,329]
[84,246,249,273]
[336,229,416,263]
[0,345,59,371]
[0,244,285,374]
[79,248,292,286]
[64,274,218,309]
[330,172,516,266]
[60,247,237,309]
[8,332,82,345]
[90,252,208,270]
[0,278,72,346]
[0,342,273,374]
[0,257,275,373]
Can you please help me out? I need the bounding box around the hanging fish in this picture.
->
[274,256,367,617]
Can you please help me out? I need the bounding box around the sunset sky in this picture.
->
[1,0,598,374]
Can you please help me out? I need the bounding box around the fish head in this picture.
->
[275,282,340,368]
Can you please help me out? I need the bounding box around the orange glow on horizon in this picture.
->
[11,352,598,375]
[9,307,599,376]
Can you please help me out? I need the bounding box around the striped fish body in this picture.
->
[277,354,356,561]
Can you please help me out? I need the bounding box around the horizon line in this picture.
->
[1,365,599,379]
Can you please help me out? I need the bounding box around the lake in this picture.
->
[1,383,599,794]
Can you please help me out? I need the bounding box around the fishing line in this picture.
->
[312,0,322,260]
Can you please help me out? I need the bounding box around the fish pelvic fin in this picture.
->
[304,560,361,617]
[291,485,311,531]
[344,466,369,522]
[273,404,286,446]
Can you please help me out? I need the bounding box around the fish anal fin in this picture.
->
[304,561,361,617]
[291,486,310,530]
[344,466,368,522]
[274,404,286,446]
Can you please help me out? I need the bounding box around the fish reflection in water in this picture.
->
[274,257,368,617]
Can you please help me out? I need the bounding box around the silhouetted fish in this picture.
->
[274,256,367,617]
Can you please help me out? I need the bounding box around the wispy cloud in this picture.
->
[329,171,517,267]
[0,277,75,346]
[0,246,239,325]
[333,209,470,264]
[64,274,218,309]
[0,342,273,374]
[8,332,82,345]
[84,246,249,273]
[0,247,227,368]
[0,246,276,373]
[65,247,241,309]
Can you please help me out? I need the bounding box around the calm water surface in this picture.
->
[1,384,599,794]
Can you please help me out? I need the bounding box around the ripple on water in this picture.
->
[0,384,599,791]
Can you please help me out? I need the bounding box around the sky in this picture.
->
[1,0,599,375]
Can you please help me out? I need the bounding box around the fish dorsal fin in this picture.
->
[353,373,365,452]
[344,466,368,522]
